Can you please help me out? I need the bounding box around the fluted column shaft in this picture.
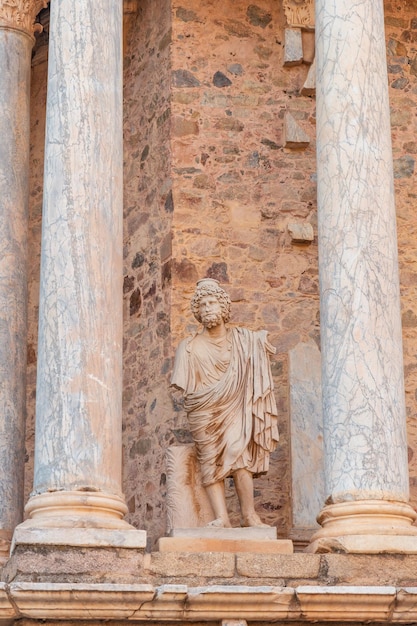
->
[26,0,128,525]
[309,0,417,553]
[0,2,44,563]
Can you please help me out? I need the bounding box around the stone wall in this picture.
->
[122,0,174,546]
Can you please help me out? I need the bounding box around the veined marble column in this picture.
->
[309,0,417,554]
[0,1,46,564]
[14,0,145,549]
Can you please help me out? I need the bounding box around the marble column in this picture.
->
[0,1,46,563]
[309,0,417,553]
[14,0,145,548]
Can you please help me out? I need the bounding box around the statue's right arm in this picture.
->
[170,338,191,392]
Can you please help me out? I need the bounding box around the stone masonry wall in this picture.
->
[122,0,174,547]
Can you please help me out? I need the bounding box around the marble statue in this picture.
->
[171,278,279,528]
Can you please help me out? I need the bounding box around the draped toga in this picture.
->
[171,327,279,486]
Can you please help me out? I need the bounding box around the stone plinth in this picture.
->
[159,537,293,554]
[160,526,292,554]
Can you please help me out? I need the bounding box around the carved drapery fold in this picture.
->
[0,0,47,37]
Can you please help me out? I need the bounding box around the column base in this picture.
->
[306,499,417,554]
[12,491,146,551]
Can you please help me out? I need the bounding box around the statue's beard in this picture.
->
[201,311,223,328]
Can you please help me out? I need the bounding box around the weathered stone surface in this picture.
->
[214,118,244,131]
[172,116,199,136]
[301,57,316,96]
[394,155,415,178]
[246,5,272,29]
[289,341,324,536]
[288,222,314,242]
[159,537,292,554]
[391,76,409,89]
[147,552,235,577]
[402,309,417,328]
[213,71,232,87]
[302,30,315,64]
[228,63,244,75]
[324,554,417,586]
[173,69,200,87]
[121,0,174,545]
[4,547,144,583]
[236,553,321,579]
[284,28,303,66]
[223,19,251,38]
[284,112,310,148]
[176,6,199,22]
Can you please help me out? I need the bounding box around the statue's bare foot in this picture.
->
[206,517,232,528]
[241,513,271,528]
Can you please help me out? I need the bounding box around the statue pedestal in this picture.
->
[158,527,293,554]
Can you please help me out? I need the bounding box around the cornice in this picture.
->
[0,581,412,622]
[0,0,47,38]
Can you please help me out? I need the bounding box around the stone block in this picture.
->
[172,116,199,137]
[3,546,145,584]
[166,444,214,531]
[283,29,303,66]
[185,586,296,621]
[10,582,156,621]
[324,554,417,586]
[302,30,315,64]
[283,112,310,148]
[296,585,396,622]
[308,534,417,556]
[301,58,316,96]
[288,341,324,537]
[12,526,146,550]
[147,552,235,578]
[158,537,292,554]
[236,553,320,579]
[288,222,314,243]
[170,527,277,540]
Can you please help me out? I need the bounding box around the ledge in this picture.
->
[0,582,416,622]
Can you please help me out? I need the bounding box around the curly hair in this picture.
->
[191,282,231,324]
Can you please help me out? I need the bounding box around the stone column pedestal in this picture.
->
[13,0,145,550]
[0,1,46,564]
[308,0,417,554]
